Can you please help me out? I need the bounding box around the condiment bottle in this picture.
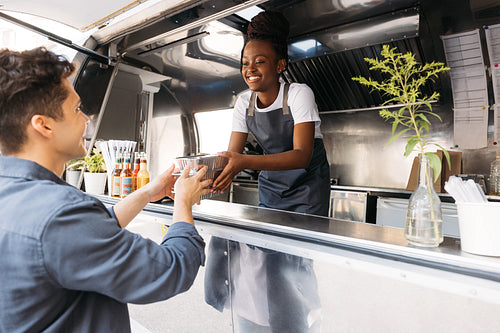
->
[111,153,122,198]
[132,152,140,192]
[137,153,150,189]
[490,153,500,196]
[120,153,133,198]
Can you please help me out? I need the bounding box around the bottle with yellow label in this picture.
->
[137,152,150,189]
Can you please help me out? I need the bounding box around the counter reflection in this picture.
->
[205,237,321,333]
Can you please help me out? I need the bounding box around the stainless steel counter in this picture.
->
[96,195,500,332]
[98,195,500,282]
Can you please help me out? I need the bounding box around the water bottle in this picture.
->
[489,154,500,196]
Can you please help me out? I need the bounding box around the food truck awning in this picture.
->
[0,0,188,31]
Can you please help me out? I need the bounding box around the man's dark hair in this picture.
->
[241,10,290,70]
[0,47,75,154]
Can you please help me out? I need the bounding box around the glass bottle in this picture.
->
[405,155,443,247]
[120,154,133,198]
[137,152,150,189]
[489,154,500,196]
[111,153,122,198]
[132,152,140,192]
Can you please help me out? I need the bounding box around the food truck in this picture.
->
[2,0,500,331]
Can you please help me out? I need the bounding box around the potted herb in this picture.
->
[83,148,107,195]
[65,157,85,187]
[352,45,450,247]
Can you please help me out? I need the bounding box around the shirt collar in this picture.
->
[0,156,66,185]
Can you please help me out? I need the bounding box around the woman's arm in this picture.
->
[212,122,315,192]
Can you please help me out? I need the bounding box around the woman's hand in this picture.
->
[212,151,246,193]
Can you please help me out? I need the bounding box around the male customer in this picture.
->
[0,47,211,332]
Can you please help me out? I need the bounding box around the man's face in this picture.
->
[52,79,89,161]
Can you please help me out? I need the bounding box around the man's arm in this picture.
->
[113,165,211,228]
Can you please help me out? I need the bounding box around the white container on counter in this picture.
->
[456,202,500,256]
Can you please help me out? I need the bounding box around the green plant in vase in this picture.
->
[352,45,450,247]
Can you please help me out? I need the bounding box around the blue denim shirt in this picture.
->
[0,156,205,333]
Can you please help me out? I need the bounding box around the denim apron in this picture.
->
[246,83,330,216]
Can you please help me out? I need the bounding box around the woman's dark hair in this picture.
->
[242,10,290,69]
[0,47,74,154]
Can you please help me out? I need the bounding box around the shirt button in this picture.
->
[223,251,228,256]
[225,280,229,285]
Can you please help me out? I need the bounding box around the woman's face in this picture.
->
[241,40,285,93]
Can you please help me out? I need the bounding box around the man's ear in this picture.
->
[30,115,54,138]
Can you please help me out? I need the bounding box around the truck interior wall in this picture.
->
[76,0,500,189]
[321,105,454,189]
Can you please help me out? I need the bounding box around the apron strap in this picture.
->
[248,92,257,116]
[247,83,290,116]
[282,83,290,115]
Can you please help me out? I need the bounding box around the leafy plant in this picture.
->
[352,45,450,182]
[66,158,85,171]
[84,148,106,173]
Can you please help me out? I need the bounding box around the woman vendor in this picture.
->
[205,11,328,333]
[211,10,330,216]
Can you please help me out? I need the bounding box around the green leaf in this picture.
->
[391,118,399,134]
[386,128,412,147]
[425,152,442,183]
[435,144,451,170]
[404,139,418,157]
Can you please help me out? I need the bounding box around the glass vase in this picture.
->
[405,155,443,247]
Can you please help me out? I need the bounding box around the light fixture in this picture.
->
[138,31,210,57]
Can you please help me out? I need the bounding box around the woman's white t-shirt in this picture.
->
[232,82,323,139]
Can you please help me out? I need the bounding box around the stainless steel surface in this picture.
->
[123,0,268,52]
[331,184,454,199]
[288,7,419,61]
[124,208,500,332]
[376,197,460,237]
[98,195,500,280]
[321,106,454,188]
[320,100,437,115]
[329,190,367,222]
[230,182,259,206]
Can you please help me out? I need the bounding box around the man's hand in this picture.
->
[142,164,176,202]
[173,166,212,224]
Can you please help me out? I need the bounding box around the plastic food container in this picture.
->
[456,202,500,256]
[174,154,228,199]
